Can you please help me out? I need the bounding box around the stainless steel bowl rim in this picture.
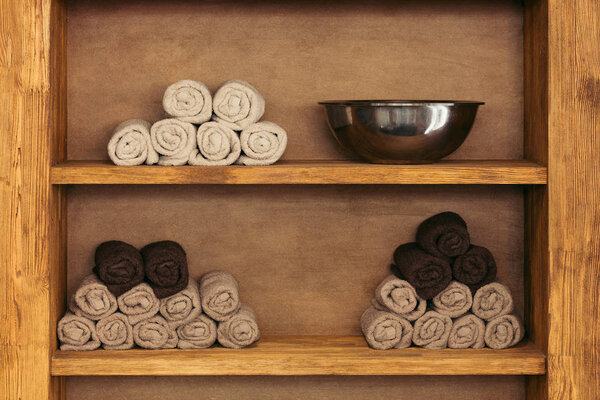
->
[318,100,485,106]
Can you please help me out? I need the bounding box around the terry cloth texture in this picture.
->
[107,119,158,166]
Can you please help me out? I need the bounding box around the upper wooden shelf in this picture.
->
[51,160,547,185]
[51,335,545,376]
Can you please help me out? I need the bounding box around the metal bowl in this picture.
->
[319,100,484,164]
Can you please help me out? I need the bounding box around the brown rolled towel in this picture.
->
[217,305,260,348]
[472,282,514,321]
[432,281,473,318]
[117,282,160,325]
[200,270,241,321]
[176,314,217,349]
[392,243,452,300]
[69,274,118,320]
[57,312,101,351]
[141,241,189,299]
[133,315,178,349]
[373,275,426,321]
[452,245,497,291]
[159,280,202,329]
[96,312,134,350]
[484,314,525,349]
[416,212,470,258]
[360,306,413,350]
[447,314,485,349]
[94,240,144,297]
[412,311,452,349]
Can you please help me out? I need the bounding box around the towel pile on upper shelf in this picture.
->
[57,240,260,351]
[361,212,525,350]
[107,79,287,167]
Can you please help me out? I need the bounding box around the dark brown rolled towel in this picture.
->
[94,241,144,297]
[452,245,497,291]
[416,211,470,258]
[141,240,189,299]
[392,243,452,300]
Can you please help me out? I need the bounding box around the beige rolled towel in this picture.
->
[472,282,514,321]
[150,118,197,166]
[57,312,101,351]
[69,274,118,321]
[217,304,260,348]
[447,314,485,349]
[96,312,134,350]
[373,275,426,321]
[432,281,473,318]
[162,80,212,124]
[360,306,413,350]
[212,80,265,131]
[159,280,202,329]
[412,311,452,349]
[200,270,240,321]
[188,121,241,166]
[485,314,525,349]
[117,283,160,325]
[236,121,287,166]
[107,119,158,166]
[176,314,217,349]
[133,315,178,349]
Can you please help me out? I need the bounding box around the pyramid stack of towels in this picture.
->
[107,79,287,167]
[361,212,525,350]
[57,240,260,350]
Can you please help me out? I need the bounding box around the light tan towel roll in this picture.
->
[212,80,265,131]
[360,306,413,350]
[412,311,452,349]
[200,270,240,321]
[159,280,202,329]
[374,275,426,321]
[117,282,160,325]
[432,281,473,318]
[57,312,101,351]
[188,121,241,166]
[472,282,514,321]
[150,118,197,166]
[107,119,158,166]
[236,121,287,166]
[133,315,178,349]
[448,314,485,349]
[217,305,260,348]
[69,274,118,321]
[162,80,212,124]
[96,312,134,350]
[484,314,525,349]
[176,314,217,349]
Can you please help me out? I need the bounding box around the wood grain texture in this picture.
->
[51,160,547,185]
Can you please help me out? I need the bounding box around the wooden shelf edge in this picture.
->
[50,335,546,376]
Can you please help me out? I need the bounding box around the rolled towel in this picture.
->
[117,283,160,325]
[133,315,178,349]
[69,274,118,321]
[217,304,260,348]
[472,282,514,321]
[107,119,158,166]
[188,121,241,166]
[141,241,189,299]
[93,240,144,297]
[360,306,413,350]
[412,311,453,349]
[431,281,473,318]
[176,314,217,349]
[392,243,452,300]
[236,121,288,166]
[484,314,525,349]
[373,275,426,321]
[212,80,265,131]
[416,211,470,258]
[447,314,485,349]
[57,312,101,351]
[162,79,212,124]
[452,245,497,291]
[150,118,197,166]
[96,312,134,350]
[159,280,202,329]
[199,270,240,321]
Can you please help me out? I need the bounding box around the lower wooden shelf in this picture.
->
[51,335,545,376]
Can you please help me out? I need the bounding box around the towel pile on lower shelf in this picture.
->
[57,240,260,351]
[361,212,524,350]
[108,79,287,167]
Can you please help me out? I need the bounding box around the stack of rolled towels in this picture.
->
[57,240,260,350]
[361,211,524,350]
[108,79,287,167]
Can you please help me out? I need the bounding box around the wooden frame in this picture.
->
[1,0,598,398]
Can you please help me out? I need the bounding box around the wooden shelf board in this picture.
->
[50,160,547,185]
[51,335,545,376]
